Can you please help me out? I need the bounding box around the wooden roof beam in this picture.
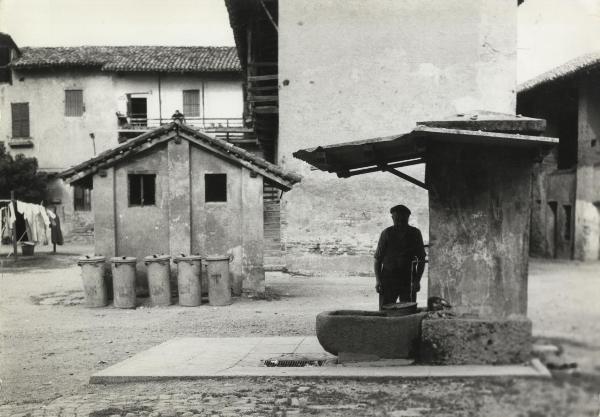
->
[381,164,428,190]
[337,157,425,178]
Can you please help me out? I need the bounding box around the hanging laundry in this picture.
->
[34,206,49,245]
[46,209,56,220]
[8,202,16,228]
[12,202,28,243]
[1,206,11,240]
[15,201,51,245]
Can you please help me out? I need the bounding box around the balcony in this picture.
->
[116,114,256,145]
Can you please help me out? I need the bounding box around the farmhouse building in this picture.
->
[0,37,245,238]
[518,53,600,261]
[225,0,519,272]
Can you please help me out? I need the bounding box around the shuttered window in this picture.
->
[65,90,84,116]
[11,102,29,138]
[0,47,11,83]
[182,89,200,118]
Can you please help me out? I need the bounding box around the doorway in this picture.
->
[128,97,147,127]
[546,201,558,258]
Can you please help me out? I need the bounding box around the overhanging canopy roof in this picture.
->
[293,112,557,189]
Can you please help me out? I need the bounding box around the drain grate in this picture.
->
[263,359,326,367]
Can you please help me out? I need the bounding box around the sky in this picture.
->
[517,0,600,83]
[0,0,235,47]
[1,0,599,83]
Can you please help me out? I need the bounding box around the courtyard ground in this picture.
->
[0,244,599,416]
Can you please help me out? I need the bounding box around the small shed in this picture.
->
[60,122,300,295]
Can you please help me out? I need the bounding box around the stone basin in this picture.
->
[316,310,427,359]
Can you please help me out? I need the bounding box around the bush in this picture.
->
[0,143,48,203]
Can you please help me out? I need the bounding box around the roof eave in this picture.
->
[293,126,558,177]
[60,123,301,191]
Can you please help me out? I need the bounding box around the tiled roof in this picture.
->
[59,123,301,191]
[518,51,600,93]
[11,46,241,73]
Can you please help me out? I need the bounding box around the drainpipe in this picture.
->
[201,80,206,128]
[158,72,162,125]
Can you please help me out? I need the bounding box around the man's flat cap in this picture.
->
[390,205,411,215]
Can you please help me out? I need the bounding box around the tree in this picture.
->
[0,143,48,203]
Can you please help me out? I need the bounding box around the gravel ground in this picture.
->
[0,246,599,416]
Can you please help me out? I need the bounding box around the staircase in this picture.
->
[263,184,285,271]
[66,225,94,244]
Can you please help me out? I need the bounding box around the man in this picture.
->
[171,110,186,124]
[374,204,426,308]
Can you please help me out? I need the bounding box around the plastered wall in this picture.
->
[277,0,516,270]
[575,77,600,260]
[427,144,532,317]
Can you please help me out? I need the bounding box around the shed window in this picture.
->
[129,174,156,206]
[74,185,91,211]
[65,90,84,116]
[205,174,227,202]
[11,102,29,138]
[183,90,200,118]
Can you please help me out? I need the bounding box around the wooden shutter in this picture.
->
[182,90,200,118]
[65,90,84,116]
[0,47,11,83]
[11,102,29,138]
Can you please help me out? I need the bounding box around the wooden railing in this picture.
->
[116,116,256,144]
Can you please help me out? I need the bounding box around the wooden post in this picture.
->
[10,191,17,260]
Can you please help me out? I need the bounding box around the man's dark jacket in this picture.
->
[374,225,425,288]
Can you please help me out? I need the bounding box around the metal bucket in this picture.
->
[110,256,137,309]
[77,255,108,307]
[206,255,233,306]
[174,255,203,306]
[144,254,171,306]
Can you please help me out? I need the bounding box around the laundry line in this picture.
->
[1,194,63,258]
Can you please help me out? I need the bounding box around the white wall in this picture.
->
[276,0,517,270]
[1,69,243,169]
[279,0,516,167]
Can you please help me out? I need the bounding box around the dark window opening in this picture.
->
[517,84,578,170]
[183,90,200,118]
[563,205,572,240]
[65,90,84,116]
[11,102,29,138]
[127,96,148,127]
[74,185,92,211]
[129,174,156,206]
[205,174,227,202]
[547,201,558,259]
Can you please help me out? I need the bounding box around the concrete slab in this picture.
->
[90,337,551,383]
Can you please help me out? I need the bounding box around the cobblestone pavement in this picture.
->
[1,376,599,417]
[1,251,599,416]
